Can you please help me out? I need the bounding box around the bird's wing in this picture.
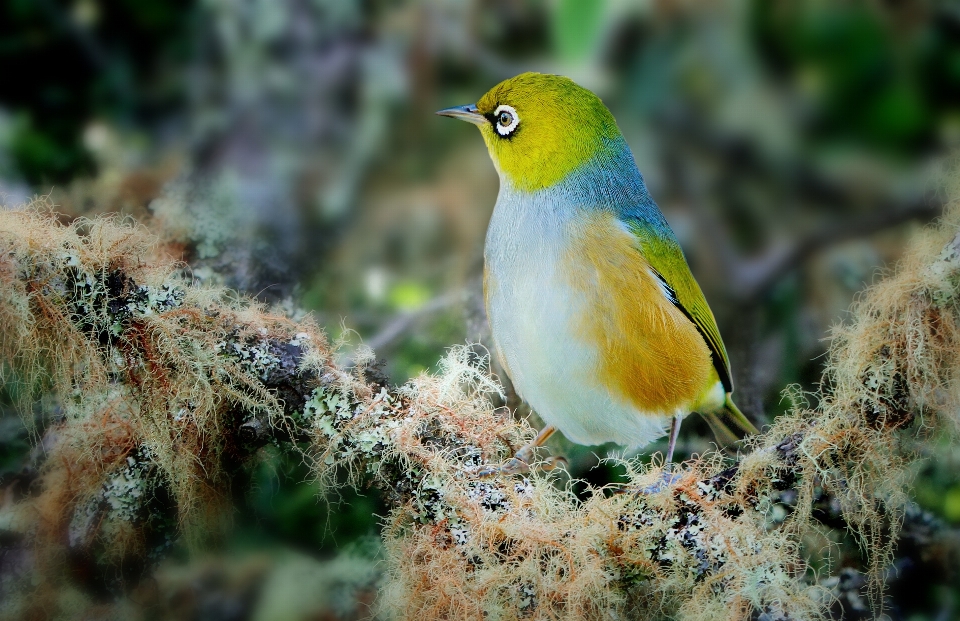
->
[622,219,733,393]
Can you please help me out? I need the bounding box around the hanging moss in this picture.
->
[2,186,960,618]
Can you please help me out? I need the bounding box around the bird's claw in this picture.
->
[470,464,504,478]
[500,457,530,475]
[541,455,568,471]
[470,454,568,478]
[640,470,682,494]
[466,459,527,478]
[630,470,682,494]
[512,444,536,465]
[614,470,683,495]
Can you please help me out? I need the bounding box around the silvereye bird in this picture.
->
[437,73,757,472]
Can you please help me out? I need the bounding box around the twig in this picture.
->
[731,197,941,301]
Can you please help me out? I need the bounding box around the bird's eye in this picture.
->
[492,105,519,137]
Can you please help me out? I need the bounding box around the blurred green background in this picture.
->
[1,0,959,619]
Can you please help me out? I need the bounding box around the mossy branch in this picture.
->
[2,197,960,620]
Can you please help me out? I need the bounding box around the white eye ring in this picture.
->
[493,104,520,136]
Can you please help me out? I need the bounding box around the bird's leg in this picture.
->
[514,425,556,463]
[496,425,558,476]
[614,415,687,495]
[664,413,683,466]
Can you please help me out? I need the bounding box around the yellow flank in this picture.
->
[565,212,715,415]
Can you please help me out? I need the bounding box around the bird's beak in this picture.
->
[436,104,486,126]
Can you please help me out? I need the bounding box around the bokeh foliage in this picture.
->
[1,0,958,619]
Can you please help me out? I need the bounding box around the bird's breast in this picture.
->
[483,192,578,404]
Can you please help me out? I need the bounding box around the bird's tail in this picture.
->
[724,395,760,435]
[700,394,760,450]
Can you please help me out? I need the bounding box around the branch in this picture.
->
[731,198,942,301]
[2,199,960,619]
[357,287,466,359]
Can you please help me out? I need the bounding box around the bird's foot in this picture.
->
[472,454,568,478]
[614,469,683,495]
[469,425,562,477]
[638,470,683,494]
[498,456,530,476]
[543,455,569,471]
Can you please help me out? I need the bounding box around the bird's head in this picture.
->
[437,73,623,192]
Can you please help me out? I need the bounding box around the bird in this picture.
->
[437,72,757,474]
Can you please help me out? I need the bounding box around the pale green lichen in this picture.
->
[5,192,960,620]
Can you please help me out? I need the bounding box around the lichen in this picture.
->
[4,185,960,619]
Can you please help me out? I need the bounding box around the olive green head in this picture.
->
[437,73,623,192]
